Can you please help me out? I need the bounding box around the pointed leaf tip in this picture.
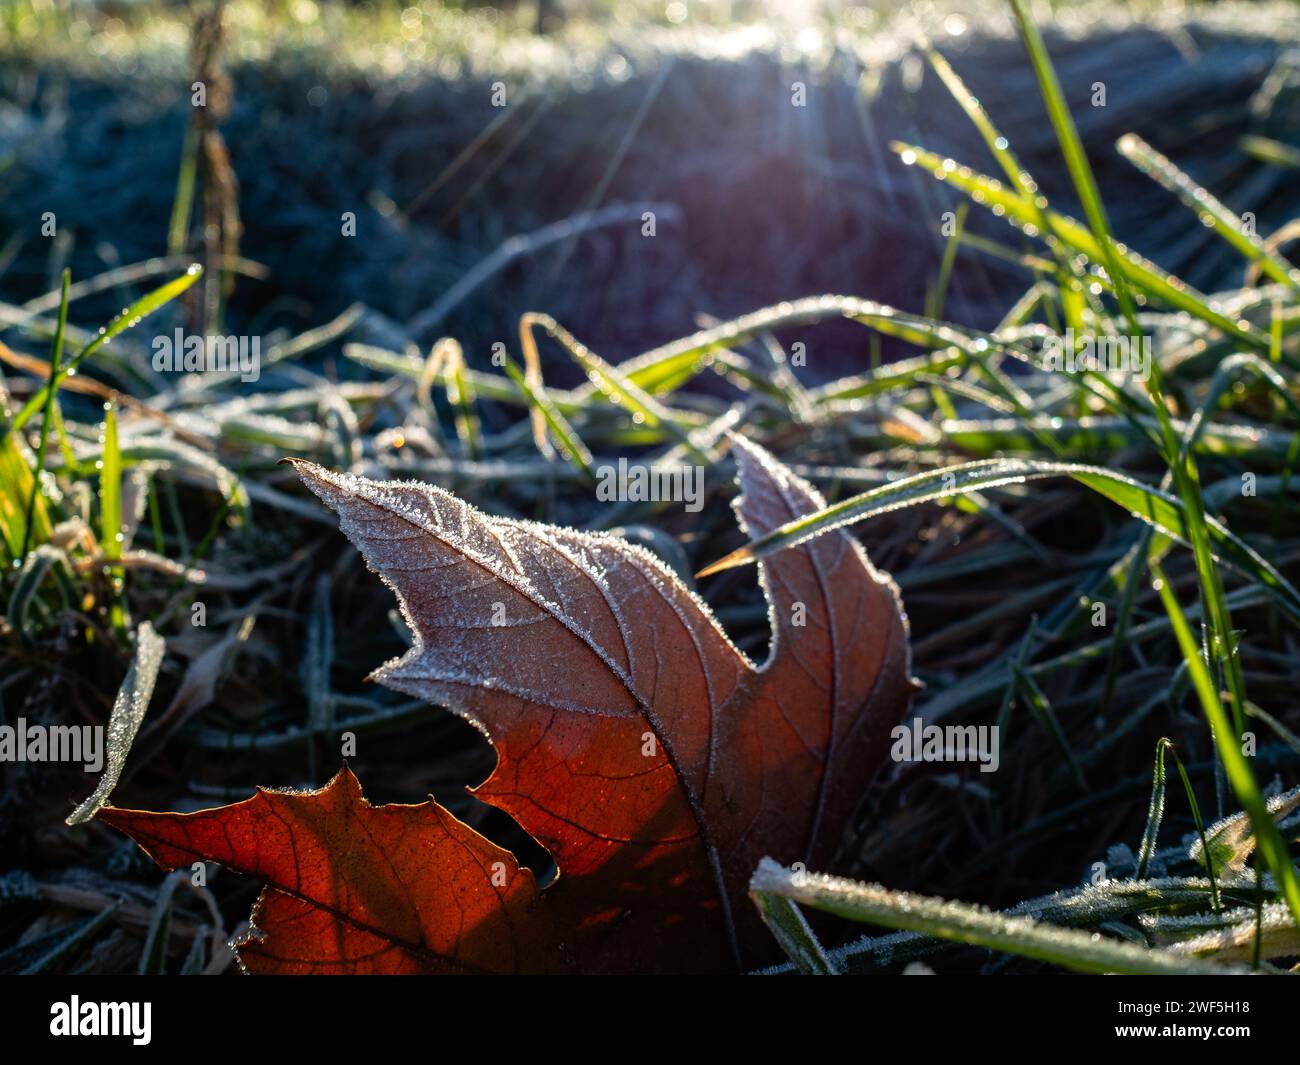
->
[695,546,754,579]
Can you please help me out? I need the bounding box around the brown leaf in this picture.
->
[102,768,554,973]
[99,436,912,972]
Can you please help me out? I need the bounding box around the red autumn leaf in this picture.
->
[98,435,913,973]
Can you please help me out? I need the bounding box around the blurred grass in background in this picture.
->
[3,1,1299,383]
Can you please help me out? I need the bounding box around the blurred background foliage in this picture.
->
[3,1,1299,386]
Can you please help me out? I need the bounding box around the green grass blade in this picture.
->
[5,265,202,439]
[100,400,126,633]
[167,125,199,256]
[1012,663,1085,789]
[1010,0,1249,740]
[1136,739,1170,879]
[5,543,66,637]
[1241,135,1300,169]
[1164,740,1221,912]
[520,312,702,457]
[501,356,595,478]
[1150,561,1300,926]
[751,887,840,975]
[1118,133,1300,291]
[1009,0,1141,336]
[893,144,1267,350]
[440,340,482,458]
[749,859,1242,974]
[18,268,69,564]
[698,457,1300,623]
